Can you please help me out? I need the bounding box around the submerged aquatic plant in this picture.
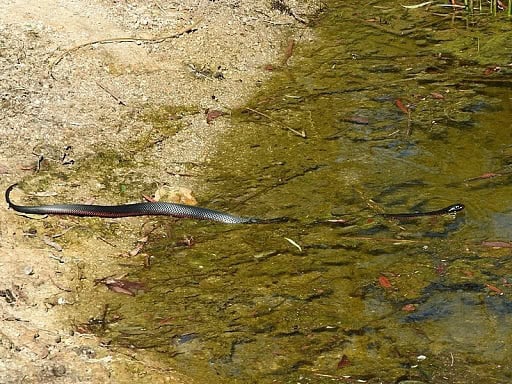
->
[464,0,509,15]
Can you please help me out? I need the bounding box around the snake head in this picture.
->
[446,203,465,214]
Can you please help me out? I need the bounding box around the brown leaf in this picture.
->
[337,354,351,369]
[128,243,144,257]
[483,66,501,76]
[401,304,417,312]
[95,277,146,296]
[43,236,63,252]
[430,92,445,99]
[75,325,93,334]
[378,275,392,289]
[206,109,224,124]
[282,39,295,65]
[481,241,512,248]
[142,193,157,202]
[176,235,195,247]
[157,317,175,325]
[341,116,369,125]
[486,283,504,295]
[395,98,409,114]
[435,263,446,275]
[465,172,500,182]
[108,285,136,296]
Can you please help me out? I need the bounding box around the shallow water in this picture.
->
[99,2,512,383]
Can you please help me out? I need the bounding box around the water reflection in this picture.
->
[100,1,512,382]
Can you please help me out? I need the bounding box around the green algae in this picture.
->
[140,104,200,137]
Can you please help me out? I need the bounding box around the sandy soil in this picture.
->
[0,0,321,382]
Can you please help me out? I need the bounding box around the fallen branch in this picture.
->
[245,107,306,138]
[336,236,421,244]
[49,19,202,79]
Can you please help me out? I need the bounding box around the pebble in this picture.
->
[52,364,66,377]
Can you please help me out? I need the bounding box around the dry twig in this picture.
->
[245,107,306,138]
[49,19,202,79]
[95,81,127,105]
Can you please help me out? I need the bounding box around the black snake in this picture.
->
[5,184,464,223]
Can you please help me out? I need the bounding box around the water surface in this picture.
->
[97,2,512,383]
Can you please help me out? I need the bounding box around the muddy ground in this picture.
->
[0,1,321,382]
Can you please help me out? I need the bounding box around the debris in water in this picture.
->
[401,1,433,9]
[430,92,445,99]
[378,275,392,289]
[285,237,302,252]
[282,38,295,65]
[485,283,504,295]
[465,172,501,182]
[483,65,501,75]
[95,277,146,296]
[337,354,351,369]
[402,303,417,312]
[395,98,409,114]
[341,116,370,125]
[481,241,512,248]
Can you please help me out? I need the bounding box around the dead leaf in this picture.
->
[337,354,351,369]
[430,92,445,99]
[127,236,148,257]
[282,38,295,65]
[483,66,501,76]
[43,236,63,252]
[95,277,146,296]
[206,109,224,124]
[481,241,512,248]
[378,275,392,289]
[465,172,500,182]
[485,283,504,295]
[395,98,409,114]
[176,235,195,247]
[401,304,417,312]
[341,116,369,125]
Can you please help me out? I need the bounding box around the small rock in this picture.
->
[76,346,96,359]
[52,364,66,377]
[57,297,67,305]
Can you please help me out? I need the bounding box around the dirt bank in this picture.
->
[0,1,321,382]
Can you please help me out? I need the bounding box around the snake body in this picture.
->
[380,203,465,220]
[6,184,464,224]
[5,184,265,224]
